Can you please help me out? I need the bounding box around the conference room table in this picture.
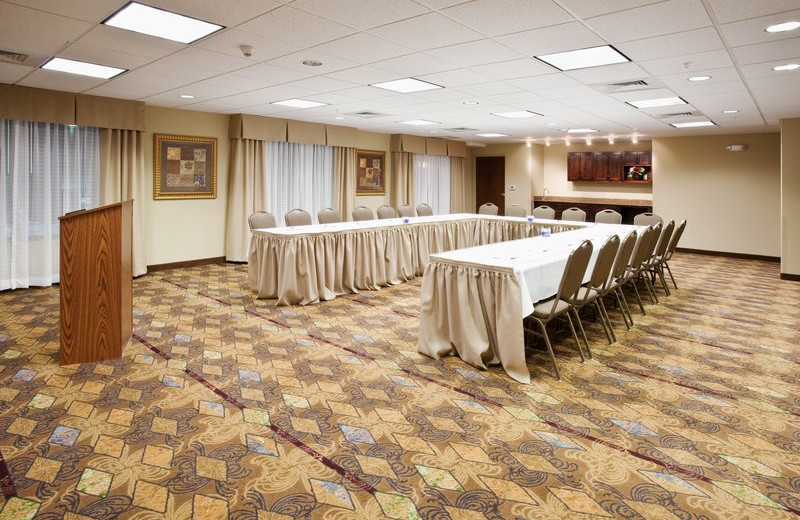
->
[248,214,584,305]
[417,223,641,384]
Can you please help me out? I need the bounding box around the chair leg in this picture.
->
[534,318,561,381]
[597,298,617,344]
[592,300,613,344]
[613,288,633,329]
[656,265,671,296]
[628,280,647,315]
[640,271,659,305]
[567,310,591,360]
[664,261,678,289]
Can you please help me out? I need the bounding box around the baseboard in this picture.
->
[676,247,780,263]
[147,256,227,272]
[780,273,800,282]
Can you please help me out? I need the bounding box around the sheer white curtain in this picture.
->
[1,120,99,290]
[267,141,334,224]
[414,154,451,215]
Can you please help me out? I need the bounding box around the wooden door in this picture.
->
[579,152,594,180]
[638,150,651,166]
[623,151,638,166]
[476,156,505,215]
[592,152,608,181]
[567,152,581,181]
[607,152,623,181]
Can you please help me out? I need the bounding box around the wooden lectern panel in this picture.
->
[59,200,132,365]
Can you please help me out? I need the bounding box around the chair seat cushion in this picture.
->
[570,286,599,305]
[532,298,570,318]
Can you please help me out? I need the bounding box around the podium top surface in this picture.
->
[59,200,132,221]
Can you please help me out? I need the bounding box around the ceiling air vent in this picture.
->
[0,49,30,64]
[607,79,649,92]
[443,127,478,132]
[659,112,695,119]
[345,111,387,118]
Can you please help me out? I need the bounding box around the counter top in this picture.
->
[533,196,652,207]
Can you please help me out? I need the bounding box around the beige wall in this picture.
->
[542,142,654,200]
[471,143,543,212]
[654,133,780,257]
[144,106,231,266]
[780,119,800,275]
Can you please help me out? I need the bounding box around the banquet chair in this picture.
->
[284,208,312,226]
[478,202,498,215]
[602,230,639,330]
[352,206,374,221]
[633,212,663,226]
[622,224,660,313]
[416,203,433,216]
[561,207,586,222]
[644,219,675,296]
[523,240,593,381]
[317,207,341,224]
[566,234,621,350]
[377,205,398,219]
[397,204,416,218]
[532,205,555,219]
[505,204,527,217]
[595,209,622,224]
[248,211,277,230]
[662,219,687,289]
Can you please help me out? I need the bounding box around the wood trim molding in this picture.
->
[780,273,800,282]
[147,256,226,272]
[676,247,780,263]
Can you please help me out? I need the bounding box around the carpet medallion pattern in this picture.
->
[0,253,798,519]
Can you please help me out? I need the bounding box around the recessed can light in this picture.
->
[334,116,345,120]
[302,60,323,67]
[688,75,711,81]
[178,94,195,99]
[773,63,799,71]
[766,21,800,33]
[722,109,739,114]
[462,101,479,105]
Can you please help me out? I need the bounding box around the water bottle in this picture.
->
[541,227,551,237]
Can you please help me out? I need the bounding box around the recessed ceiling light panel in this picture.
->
[566,128,598,133]
[722,109,739,114]
[370,78,442,93]
[766,21,800,33]
[671,120,715,128]
[688,75,711,81]
[773,63,799,71]
[399,119,439,126]
[492,110,542,119]
[535,45,629,71]
[628,96,687,109]
[476,133,509,137]
[41,57,126,79]
[178,94,195,99]
[104,2,223,44]
[271,98,328,108]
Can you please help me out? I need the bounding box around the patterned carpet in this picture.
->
[0,253,799,519]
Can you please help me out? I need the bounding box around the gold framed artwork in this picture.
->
[153,134,217,200]
[356,149,386,196]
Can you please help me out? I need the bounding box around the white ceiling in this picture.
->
[1,0,799,143]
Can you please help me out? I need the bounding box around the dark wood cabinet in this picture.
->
[533,199,652,224]
[568,149,651,183]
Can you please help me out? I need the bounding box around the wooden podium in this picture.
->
[59,200,133,365]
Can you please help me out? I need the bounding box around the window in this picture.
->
[414,154,450,215]
[267,141,334,224]
[1,120,99,290]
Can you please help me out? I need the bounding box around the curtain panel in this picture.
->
[449,156,471,213]
[414,154,451,215]
[334,147,357,222]
[390,151,414,208]
[99,128,147,277]
[225,138,267,262]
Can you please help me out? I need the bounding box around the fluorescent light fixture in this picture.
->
[631,136,638,144]
[462,101,479,105]
[399,119,439,126]
[671,120,715,128]
[492,110,542,119]
[545,139,551,147]
[178,94,195,99]
[566,128,597,133]
[766,21,800,33]
[722,109,739,114]
[370,77,442,93]
[103,2,223,44]
[585,138,592,145]
[476,133,509,137]
[773,63,799,71]
[334,116,345,120]
[688,75,711,81]
[271,98,328,108]
[565,138,571,146]
[628,96,687,109]
[41,57,126,79]
[608,137,615,144]
[535,45,629,71]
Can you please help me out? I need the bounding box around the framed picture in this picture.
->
[356,149,386,196]
[154,134,217,200]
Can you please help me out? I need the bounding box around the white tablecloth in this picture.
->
[418,223,641,384]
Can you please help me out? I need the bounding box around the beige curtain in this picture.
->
[450,156,471,213]
[391,151,414,208]
[334,147,357,221]
[99,129,147,277]
[225,138,268,262]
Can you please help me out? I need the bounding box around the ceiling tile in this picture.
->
[194,29,301,61]
[497,21,606,56]
[230,62,311,85]
[718,10,800,47]
[371,53,459,77]
[470,58,554,80]
[0,2,93,55]
[18,68,106,92]
[237,5,356,48]
[555,0,664,19]
[732,39,800,66]
[137,48,253,82]
[0,61,32,83]
[705,0,800,24]
[418,68,495,87]
[69,25,184,61]
[587,0,713,43]
[143,0,284,27]
[368,12,482,50]
[282,76,361,94]
[616,27,724,61]
[658,68,743,90]
[266,50,360,75]
[3,0,121,22]
[441,0,572,36]
[565,62,649,85]
[427,39,525,67]
[507,73,582,90]
[291,0,428,29]
[310,33,413,64]
[85,70,188,98]
[324,66,400,85]
[639,49,734,76]
[59,42,153,70]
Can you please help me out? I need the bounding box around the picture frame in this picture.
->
[153,134,217,200]
[356,149,386,196]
